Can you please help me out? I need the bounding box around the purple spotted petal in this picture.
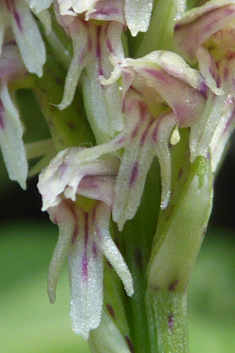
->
[68,208,103,339]
[0,82,27,189]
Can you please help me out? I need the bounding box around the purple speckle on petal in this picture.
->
[152,124,158,142]
[5,0,12,11]
[0,100,5,130]
[96,28,101,60]
[115,135,126,145]
[13,10,23,32]
[96,7,119,16]
[143,68,169,85]
[84,212,89,246]
[71,224,79,244]
[199,80,208,97]
[81,252,88,279]
[139,101,147,120]
[140,125,150,146]
[106,38,113,53]
[129,161,139,187]
[168,314,174,329]
[131,123,139,139]
[57,162,68,178]
[92,241,98,258]
[224,66,229,81]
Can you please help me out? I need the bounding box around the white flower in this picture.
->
[100,50,206,228]
[38,148,134,339]
[174,0,235,164]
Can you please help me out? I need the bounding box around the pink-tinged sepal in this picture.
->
[47,200,77,303]
[0,0,47,76]
[68,205,103,339]
[55,4,124,137]
[0,81,27,189]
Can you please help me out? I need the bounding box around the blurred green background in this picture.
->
[0,89,235,352]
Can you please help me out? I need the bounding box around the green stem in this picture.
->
[146,290,189,353]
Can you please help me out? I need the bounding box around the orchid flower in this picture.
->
[174,0,235,94]
[98,50,206,229]
[37,147,134,339]
[0,0,52,76]
[174,0,235,167]
[54,0,125,140]
[55,0,154,140]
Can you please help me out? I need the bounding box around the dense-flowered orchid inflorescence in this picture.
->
[1,0,235,352]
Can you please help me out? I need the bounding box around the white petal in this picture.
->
[58,20,89,109]
[85,22,124,138]
[196,46,224,95]
[190,92,227,163]
[69,209,103,339]
[113,102,152,229]
[96,203,134,297]
[10,2,46,76]
[210,94,235,172]
[154,112,177,209]
[47,201,76,303]
[174,0,186,20]
[124,0,153,36]
[0,82,27,189]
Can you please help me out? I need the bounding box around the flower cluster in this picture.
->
[2,0,235,349]
[36,0,235,340]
